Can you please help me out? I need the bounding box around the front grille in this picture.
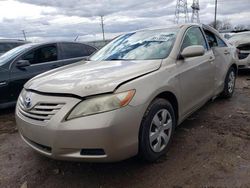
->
[18,98,64,122]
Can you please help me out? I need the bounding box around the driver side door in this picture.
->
[177,27,215,118]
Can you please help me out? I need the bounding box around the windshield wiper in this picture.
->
[107,58,124,60]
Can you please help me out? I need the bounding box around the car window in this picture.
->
[0,43,34,66]
[0,43,24,53]
[204,30,218,48]
[21,45,57,64]
[86,46,96,55]
[0,43,12,53]
[61,43,94,59]
[181,27,208,51]
[216,36,227,47]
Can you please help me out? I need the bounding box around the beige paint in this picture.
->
[16,24,238,162]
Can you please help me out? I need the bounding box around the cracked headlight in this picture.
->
[66,90,135,120]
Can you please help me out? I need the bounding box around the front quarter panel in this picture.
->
[116,58,181,121]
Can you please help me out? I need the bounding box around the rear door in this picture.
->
[178,26,215,117]
[204,29,232,94]
[9,43,63,100]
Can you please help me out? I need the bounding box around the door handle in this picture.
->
[224,50,230,55]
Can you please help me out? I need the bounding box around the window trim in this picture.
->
[20,44,58,65]
[58,42,97,61]
[9,43,58,70]
[203,28,228,48]
[215,35,228,47]
[178,26,209,59]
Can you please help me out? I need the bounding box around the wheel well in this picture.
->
[155,92,179,122]
[231,63,238,74]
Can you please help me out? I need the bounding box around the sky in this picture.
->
[0,0,249,41]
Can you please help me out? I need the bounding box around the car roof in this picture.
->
[0,39,28,43]
[27,41,97,49]
[130,23,216,34]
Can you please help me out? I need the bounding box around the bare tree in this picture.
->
[234,24,246,31]
[209,19,232,31]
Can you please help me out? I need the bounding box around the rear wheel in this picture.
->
[221,67,236,98]
[139,98,176,162]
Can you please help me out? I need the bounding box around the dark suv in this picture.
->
[0,39,28,56]
[0,41,97,108]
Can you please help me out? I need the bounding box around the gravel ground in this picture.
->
[0,71,250,188]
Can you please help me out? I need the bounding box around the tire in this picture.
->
[139,98,176,162]
[221,67,236,98]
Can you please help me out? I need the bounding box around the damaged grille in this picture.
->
[18,97,64,122]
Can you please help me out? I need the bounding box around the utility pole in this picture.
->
[174,0,189,24]
[100,16,105,41]
[74,35,79,41]
[22,30,27,41]
[214,0,218,29]
[191,0,200,23]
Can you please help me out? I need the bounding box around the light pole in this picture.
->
[214,0,218,29]
[100,16,105,41]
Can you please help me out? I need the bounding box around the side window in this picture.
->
[86,46,96,55]
[181,27,208,51]
[61,43,91,59]
[21,50,36,64]
[216,36,227,47]
[21,45,58,64]
[0,43,13,53]
[204,30,218,48]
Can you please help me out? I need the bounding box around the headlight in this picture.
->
[66,90,135,120]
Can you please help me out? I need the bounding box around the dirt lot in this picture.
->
[0,72,250,188]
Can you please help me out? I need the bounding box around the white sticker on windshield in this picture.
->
[147,34,174,42]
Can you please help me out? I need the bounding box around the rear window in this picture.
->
[60,43,96,59]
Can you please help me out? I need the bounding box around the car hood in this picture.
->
[25,59,162,97]
[229,38,250,47]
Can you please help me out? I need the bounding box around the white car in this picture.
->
[229,32,250,69]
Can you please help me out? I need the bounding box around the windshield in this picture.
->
[90,28,179,61]
[0,44,34,66]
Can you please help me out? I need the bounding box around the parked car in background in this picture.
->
[0,39,28,56]
[16,24,237,162]
[228,32,250,69]
[0,41,97,108]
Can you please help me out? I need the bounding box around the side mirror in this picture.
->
[181,45,205,59]
[16,60,30,68]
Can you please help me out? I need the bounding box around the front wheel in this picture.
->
[221,67,236,98]
[139,98,176,162]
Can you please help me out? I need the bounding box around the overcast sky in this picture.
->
[0,0,249,41]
